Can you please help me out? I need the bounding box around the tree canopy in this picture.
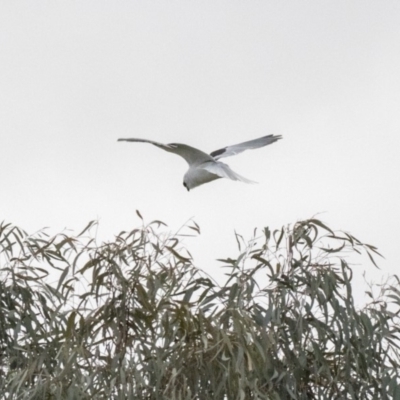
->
[0,216,399,399]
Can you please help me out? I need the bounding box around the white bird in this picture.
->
[118,134,282,191]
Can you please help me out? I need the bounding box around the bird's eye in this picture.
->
[183,182,187,188]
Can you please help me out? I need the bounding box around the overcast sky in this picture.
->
[1,1,399,297]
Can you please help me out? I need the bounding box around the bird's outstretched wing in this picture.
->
[200,161,257,184]
[210,134,282,160]
[118,138,213,166]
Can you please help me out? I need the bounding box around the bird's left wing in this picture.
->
[210,134,282,160]
[118,138,213,166]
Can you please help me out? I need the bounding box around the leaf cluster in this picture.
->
[0,218,399,399]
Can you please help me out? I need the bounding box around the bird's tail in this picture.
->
[201,161,258,184]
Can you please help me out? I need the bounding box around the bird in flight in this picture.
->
[118,134,282,191]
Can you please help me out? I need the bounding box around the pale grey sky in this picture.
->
[1,1,399,294]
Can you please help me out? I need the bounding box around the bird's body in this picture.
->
[118,134,282,190]
[184,164,221,189]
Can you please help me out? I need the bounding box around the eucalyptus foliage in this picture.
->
[0,216,399,399]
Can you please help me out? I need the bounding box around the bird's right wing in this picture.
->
[118,138,213,166]
[210,134,282,160]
